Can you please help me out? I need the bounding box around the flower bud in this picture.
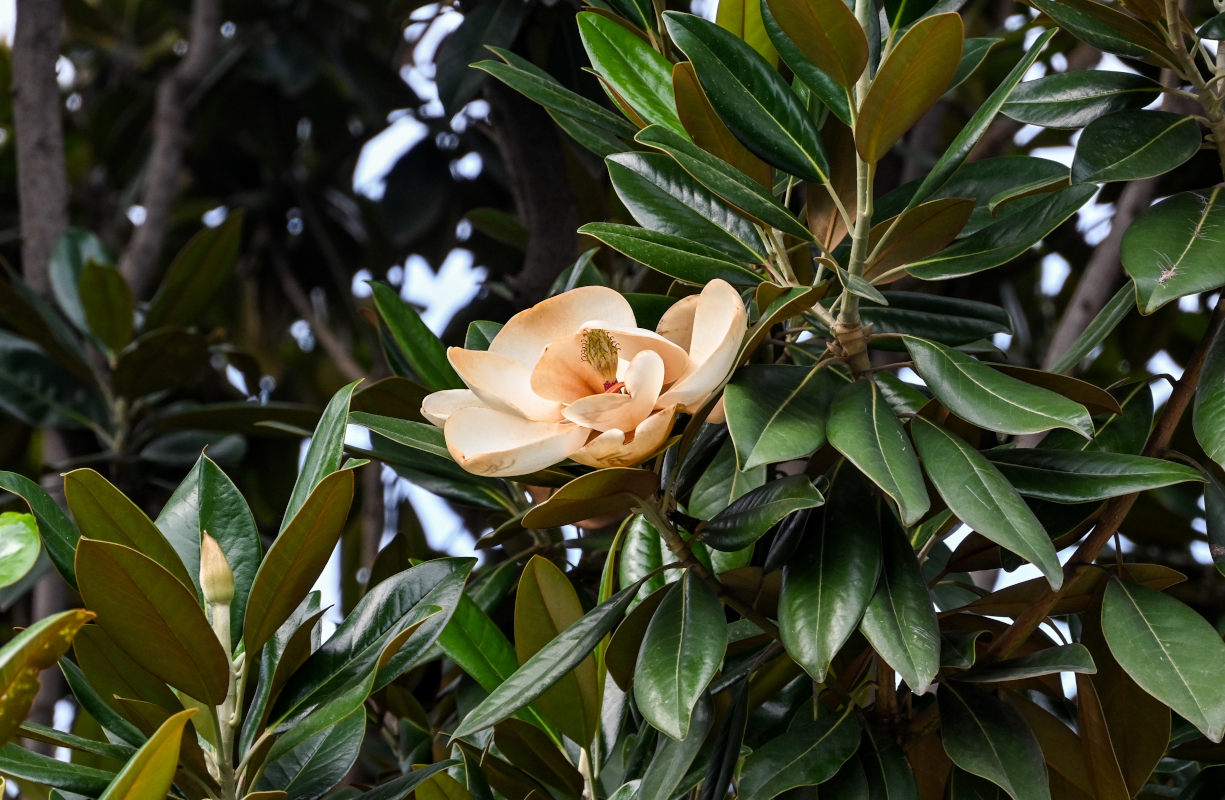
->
[200,533,234,606]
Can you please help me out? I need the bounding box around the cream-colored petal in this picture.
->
[584,322,691,383]
[448,347,563,422]
[530,333,606,403]
[490,286,637,366]
[656,294,700,351]
[571,405,678,469]
[443,406,590,477]
[421,389,484,426]
[657,281,747,410]
[562,350,664,432]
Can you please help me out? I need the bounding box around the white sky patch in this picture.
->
[1145,350,1183,407]
[400,249,487,334]
[992,332,1013,350]
[352,115,428,200]
[1040,252,1071,296]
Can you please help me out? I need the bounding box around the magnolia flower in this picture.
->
[422,280,747,477]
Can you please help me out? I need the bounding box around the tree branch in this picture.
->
[118,0,221,300]
[12,0,68,300]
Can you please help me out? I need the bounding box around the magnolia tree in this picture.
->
[6,0,1225,798]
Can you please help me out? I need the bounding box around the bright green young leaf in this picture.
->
[856,13,962,164]
[860,519,941,693]
[578,13,683,132]
[764,0,867,88]
[827,380,929,526]
[738,711,860,800]
[1102,579,1225,742]
[663,11,829,182]
[78,261,133,353]
[0,609,93,745]
[0,512,39,589]
[779,476,881,682]
[143,213,244,330]
[97,709,195,800]
[76,540,229,704]
[672,62,773,189]
[452,582,641,739]
[64,469,195,591]
[701,474,824,551]
[1122,188,1225,314]
[515,557,601,745]
[987,448,1202,503]
[635,571,726,740]
[523,468,658,528]
[724,364,841,470]
[1071,110,1200,184]
[905,337,1093,438]
[606,153,767,262]
[716,0,778,65]
[634,125,811,241]
[912,419,1062,589]
[939,683,1051,800]
[1002,71,1161,128]
[578,222,763,286]
[0,472,80,589]
[244,469,355,655]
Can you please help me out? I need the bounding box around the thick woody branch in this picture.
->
[118,0,221,300]
[13,0,68,299]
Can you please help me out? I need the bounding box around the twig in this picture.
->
[118,0,221,300]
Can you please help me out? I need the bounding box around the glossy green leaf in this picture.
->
[1072,110,1200,184]
[860,520,941,693]
[78,261,132,352]
[73,625,182,721]
[1102,579,1225,742]
[1196,322,1225,473]
[606,153,767,262]
[349,411,451,459]
[908,29,1057,206]
[827,380,929,526]
[701,474,824,551]
[672,62,773,189]
[857,292,1011,349]
[1029,0,1168,61]
[494,721,582,798]
[635,572,726,739]
[438,594,520,693]
[0,512,39,589]
[987,448,1202,503]
[371,283,462,392]
[451,583,640,739]
[961,644,1095,683]
[1208,473,1225,578]
[578,222,762,286]
[0,742,115,795]
[764,0,867,87]
[0,330,105,429]
[951,37,1001,90]
[51,229,112,335]
[76,540,229,704]
[939,683,1051,800]
[634,125,810,240]
[523,468,658,529]
[65,469,195,591]
[724,364,841,470]
[1002,71,1161,128]
[618,515,678,604]
[578,14,682,132]
[638,695,713,800]
[779,477,881,682]
[906,338,1093,438]
[239,594,324,756]
[257,707,365,800]
[856,14,962,164]
[60,657,145,747]
[360,762,461,800]
[97,709,195,800]
[144,213,244,329]
[912,419,1062,589]
[716,0,778,64]
[0,472,80,589]
[864,199,975,283]
[759,0,853,125]
[1048,282,1134,374]
[244,469,355,655]
[739,711,860,800]
[861,723,920,799]
[687,436,765,519]
[435,0,524,113]
[0,609,93,745]
[909,184,1097,278]
[664,11,829,181]
[1122,188,1225,314]
[284,380,359,532]
[514,557,600,745]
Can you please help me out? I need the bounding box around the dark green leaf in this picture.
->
[111,327,209,399]
[739,711,860,800]
[1122,188,1225,314]
[827,380,929,526]
[857,292,1011,348]
[1102,579,1225,742]
[1072,110,1200,184]
[1048,282,1134,374]
[51,229,112,335]
[664,11,829,181]
[960,644,1095,682]
[0,742,114,795]
[257,707,364,800]
[349,411,451,459]
[522,468,658,529]
[578,13,682,132]
[939,683,1051,800]
[1029,0,1168,61]
[912,419,1062,589]
[701,474,824,551]
[0,331,104,429]
[578,222,763,286]
[687,437,765,519]
[638,695,713,800]
[371,283,463,392]
[860,519,941,693]
[1002,71,1161,128]
[435,0,524,113]
[1196,315,1225,471]
[635,572,727,739]
[724,364,841,469]
[951,37,1001,89]
[759,0,853,125]
[0,472,80,588]
[987,448,1202,503]
[78,261,132,353]
[144,213,244,329]
[283,380,359,532]
[360,762,460,800]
